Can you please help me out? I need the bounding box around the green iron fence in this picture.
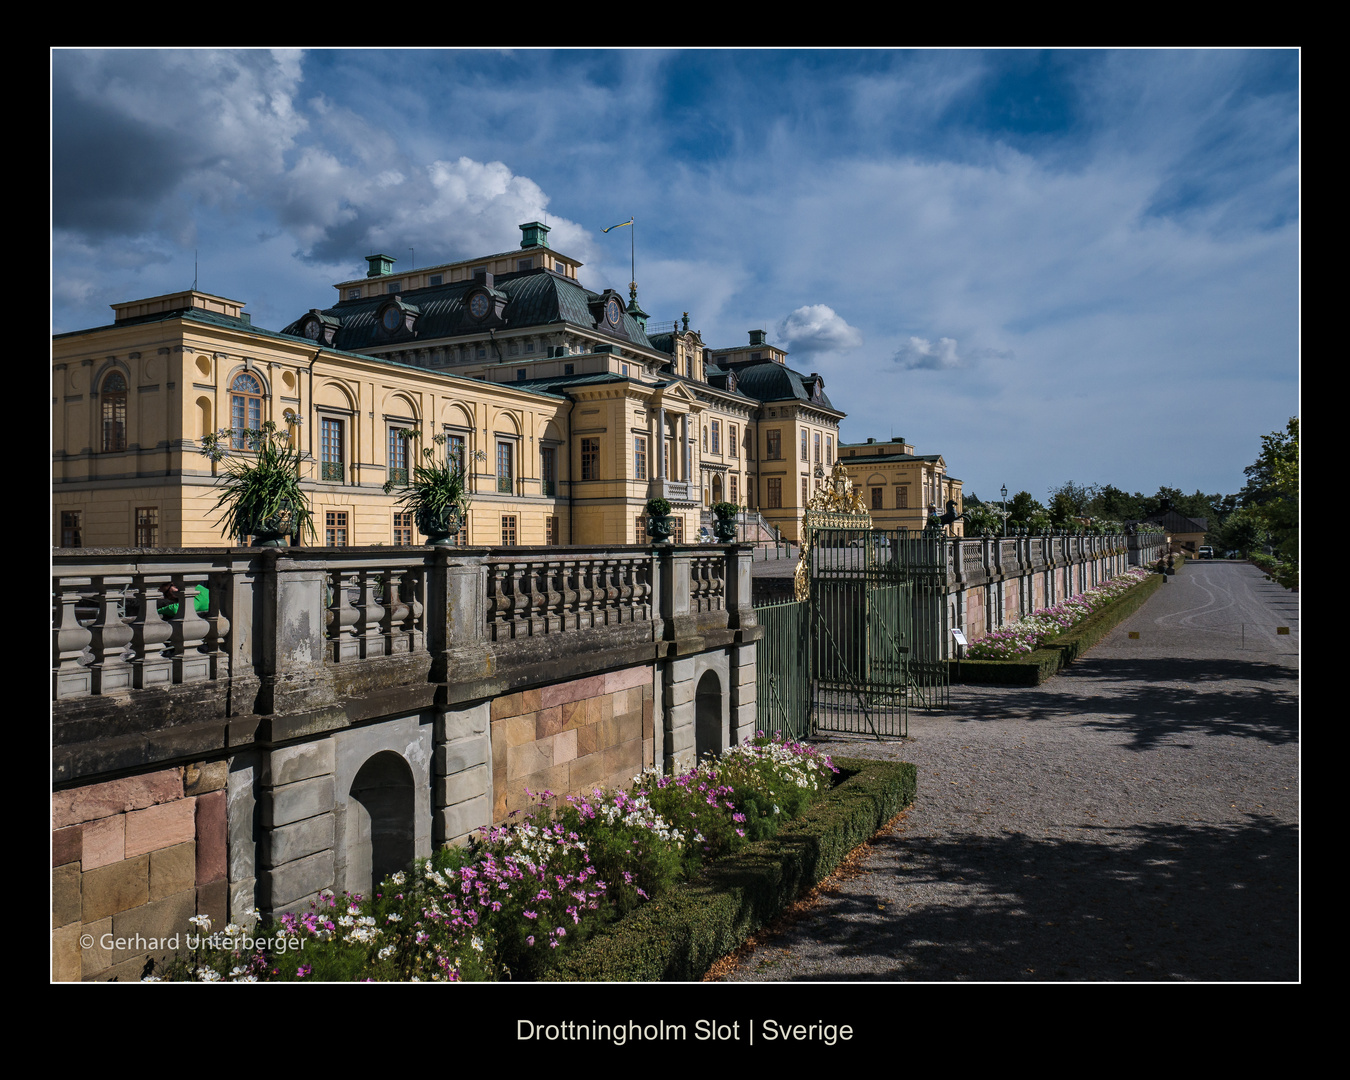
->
[753,526,948,741]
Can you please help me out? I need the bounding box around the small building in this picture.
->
[1137,503,1208,558]
[836,436,963,535]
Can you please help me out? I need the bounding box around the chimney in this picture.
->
[366,254,396,278]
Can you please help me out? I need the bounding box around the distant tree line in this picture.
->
[963,417,1297,589]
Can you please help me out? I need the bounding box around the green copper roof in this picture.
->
[280,268,656,354]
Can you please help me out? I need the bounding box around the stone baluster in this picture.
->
[52,578,93,699]
[328,570,360,661]
[544,561,564,633]
[355,568,386,658]
[404,567,425,651]
[201,573,231,680]
[165,574,211,683]
[381,568,408,655]
[129,575,173,689]
[88,576,134,694]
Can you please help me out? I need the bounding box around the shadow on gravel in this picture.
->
[951,658,1298,751]
[754,816,1297,982]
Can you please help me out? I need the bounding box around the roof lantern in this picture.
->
[520,221,551,250]
[366,254,397,278]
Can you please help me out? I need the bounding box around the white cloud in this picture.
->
[892,335,965,370]
[777,304,862,355]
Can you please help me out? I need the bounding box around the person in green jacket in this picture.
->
[157,581,209,619]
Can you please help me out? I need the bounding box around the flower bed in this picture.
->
[954,566,1163,685]
[966,568,1150,660]
[144,733,841,982]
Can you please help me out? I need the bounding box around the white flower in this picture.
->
[196,967,222,982]
[189,914,212,932]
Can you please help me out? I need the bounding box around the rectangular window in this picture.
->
[634,435,647,480]
[729,424,738,458]
[802,477,809,506]
[747,429,754,460]
[635,516,648,544]
[448,434,467,479]
[814,432,821,464]
[497,442,513,493]
[386,281,401,293]
[801,430,809,461]
[516,369,527,382]
[711,421,720,454]
[825,436,833,466]
[766,429,781,460]
[501,515,517,546]
[388,428,410,487]
[730,475,738,504]
[517,258,533,272]
[326,511,348,547]
[429,275,443,286]
[393,511,414,546]
[346,288,361,300]
[541,446,557,496]
[321,418,344,481]
[673,517,684,543]
[455,513,468,547]
[872,488,883,511]
[563,363,574,374]
[767,478,782,509]
[897,487,908,509]
[134,506,158,547]
[61,511,82,548]
[545,515,559,545]
[581,438,600,481]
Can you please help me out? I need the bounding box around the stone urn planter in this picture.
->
[711,501,739,542]
[645,498,674,544]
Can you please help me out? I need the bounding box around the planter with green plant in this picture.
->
[198,420,314,547]
[384,431,483,546]
[710,501,739,542]
[645,498,673,544]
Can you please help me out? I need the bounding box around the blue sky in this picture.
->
[51,48,1299,504]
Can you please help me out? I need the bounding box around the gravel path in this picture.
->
[719,561,1299,982]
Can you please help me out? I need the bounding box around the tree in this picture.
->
[1006,490,1043,528]
[1242,418,1298,588]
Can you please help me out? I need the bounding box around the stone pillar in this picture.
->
[729,641,757,745]
[657,405,667,480]
[434,701,492,845]
[257,739,337,917]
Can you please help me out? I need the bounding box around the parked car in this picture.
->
[1199,546,1214,559]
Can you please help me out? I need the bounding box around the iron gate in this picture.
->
[754,526,948,740]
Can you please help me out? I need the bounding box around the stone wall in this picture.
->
[51,761,227,981]
[490,665,655,819]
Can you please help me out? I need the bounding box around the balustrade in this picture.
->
[51,559,231,700]
[55,545,750,703]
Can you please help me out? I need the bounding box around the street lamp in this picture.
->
[1000,484,1008,537]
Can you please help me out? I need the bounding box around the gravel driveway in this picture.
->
[718,561,1299,982]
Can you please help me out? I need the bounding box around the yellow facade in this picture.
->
[54,228,846,549]
[837,436,964,536]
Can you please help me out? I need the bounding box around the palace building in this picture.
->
[53,223,844,547]
[836,436,964,535]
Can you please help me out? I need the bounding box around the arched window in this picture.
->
[230,372,263,449]
[100,372,127,452]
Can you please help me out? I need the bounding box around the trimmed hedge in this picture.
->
[543,757,916,981]
[953,568,1169,686]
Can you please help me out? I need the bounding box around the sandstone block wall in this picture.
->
[52,761,228,981]
[489,665,655,820]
